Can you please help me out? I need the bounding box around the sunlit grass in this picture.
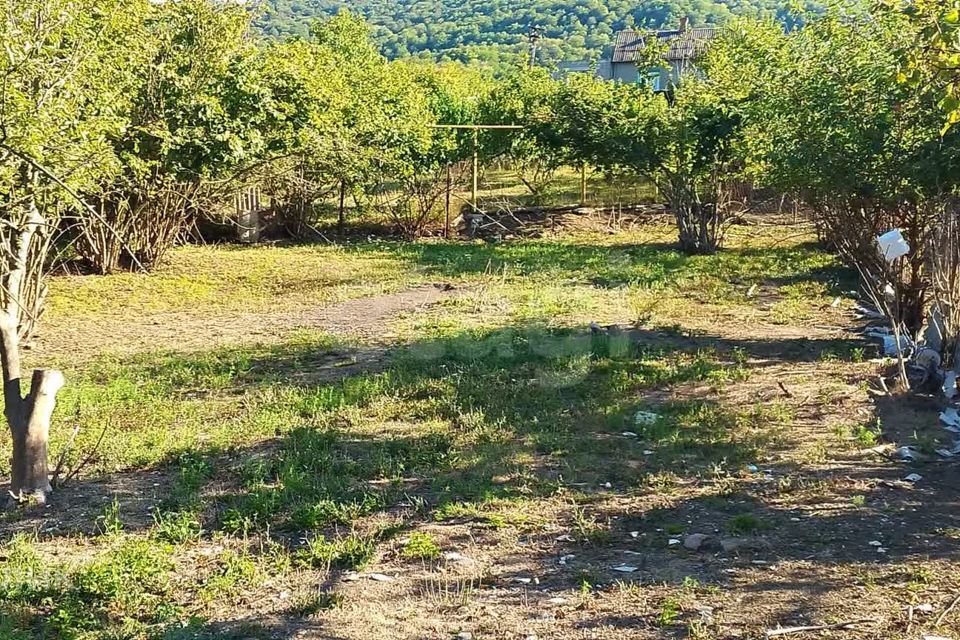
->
[0,221,856,638]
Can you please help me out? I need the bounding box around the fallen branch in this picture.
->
[935,593,960,627]
[765,618,876,637]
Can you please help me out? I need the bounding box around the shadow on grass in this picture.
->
[3,320,945,638]
[5,321,874,538]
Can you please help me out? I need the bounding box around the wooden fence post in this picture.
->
[445,165,452,238]
[471,130,479,212]
[338,181,346,236]
[580,163,588,206]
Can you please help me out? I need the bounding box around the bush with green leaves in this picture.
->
[731,8,960,337]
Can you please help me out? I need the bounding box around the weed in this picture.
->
[571,504,613,545]
[295,535,376,571]
[420,571,481,610]
[680,576,701,592]
[727,513,765,534]
[287,590,344,617]
[658,595,681,626]
[402,532,442,561]
[935,527,960,540]
[96,497,123,537]
[906,566,934,591]
[153,509,204,544]
[200,550,259,602]
[852,422,880,447]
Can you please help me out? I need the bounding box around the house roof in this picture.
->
[611,27,717,64]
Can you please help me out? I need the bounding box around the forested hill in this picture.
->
[255,0,818,67]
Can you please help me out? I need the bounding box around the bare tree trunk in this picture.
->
[2,178,65,505]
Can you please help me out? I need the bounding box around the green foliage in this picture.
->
[894,0,960,130]
[96,498,125,537]
[729,7,960,333]
[153,509,204,544]
[295,534,377,570]
[727,512,765,534]
[256,0,821,68]
[199,550,260,601]
[402,532,442,560]
[0,537,178,637]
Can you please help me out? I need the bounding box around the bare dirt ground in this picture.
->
[28,282,460,365]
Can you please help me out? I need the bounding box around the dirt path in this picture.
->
[29,283,459,364]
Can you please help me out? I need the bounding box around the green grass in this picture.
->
[47,244,421,322]
[401,532,442,561]
[0,535,177,638]
[295,534,378,571]
[0,223,854,638]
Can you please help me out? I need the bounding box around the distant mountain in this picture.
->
[255,0,818,67]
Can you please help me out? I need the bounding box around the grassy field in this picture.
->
[2,215,959,640]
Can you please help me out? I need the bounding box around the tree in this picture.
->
[481,69,567,200]
[0,0,146,502]
[740,8,960,339]
[895,0,960,130]
[80,0,272,272]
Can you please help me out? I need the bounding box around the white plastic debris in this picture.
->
[642,450,654,455]
[941,408,960,429]
[746,284,758,297]
[512,577,533,584]
[915,603,936,614]
[877,547,888,554]
[856,304,887,320]
[878,228,910,262]
[555,534,575,542]
[668,538,681,546]
[634,411,660,426]
[905,473,923,483]
[546,597,567,605]
[612,565,638,573]
[868,540,883,547]
[621,431,638,438]
[894,446,921,462]
[367,573,394,582]
[629,531,639,538]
